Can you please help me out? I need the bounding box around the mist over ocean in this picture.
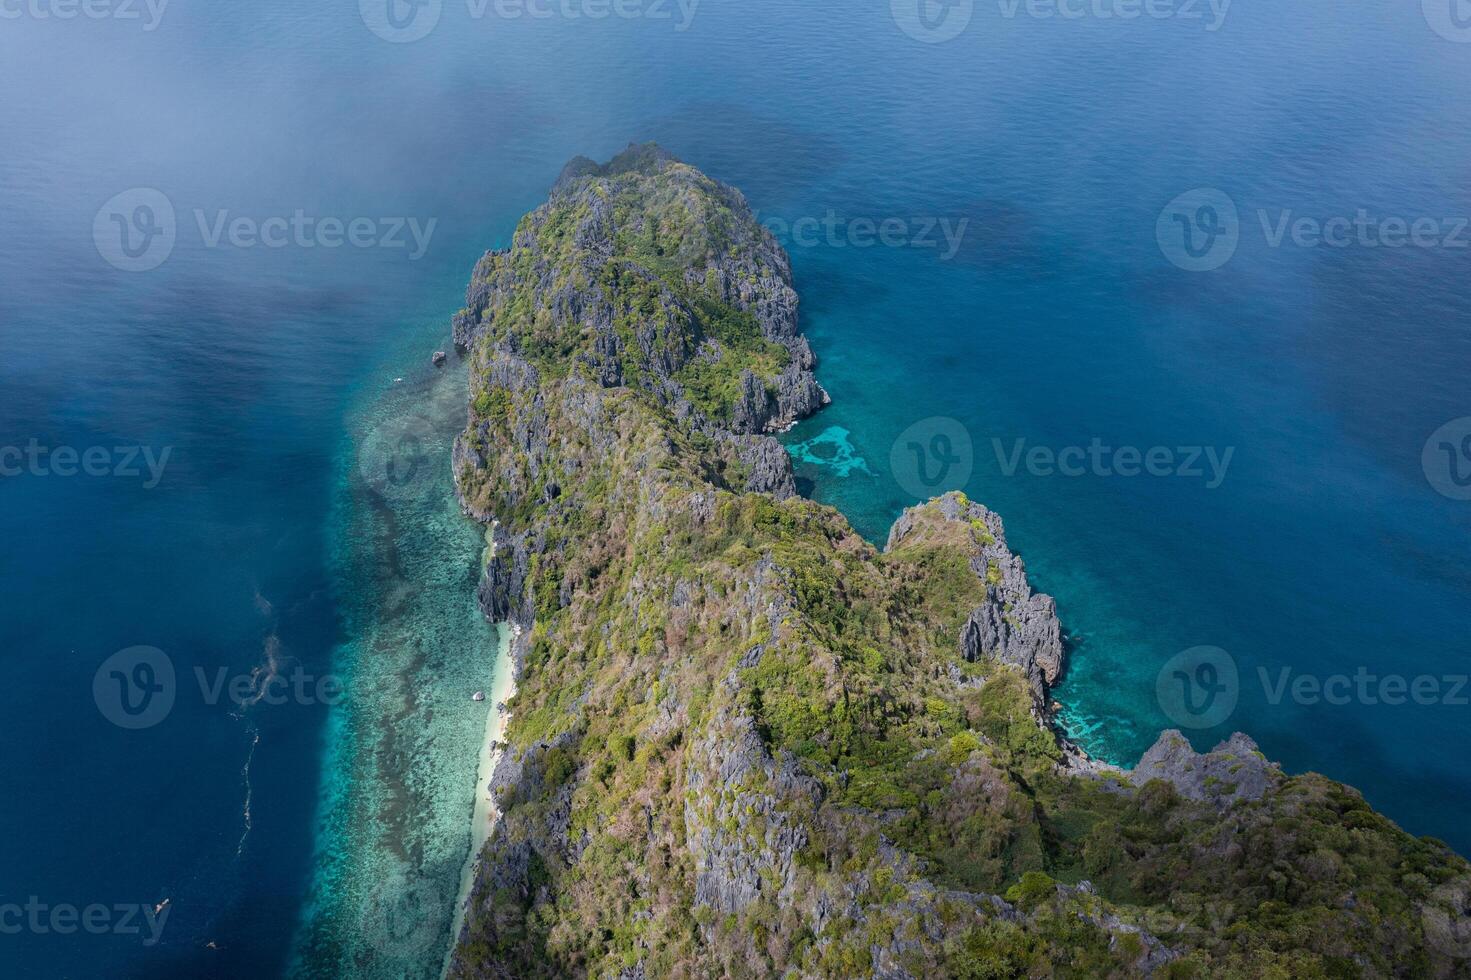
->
[3,1,1470,975]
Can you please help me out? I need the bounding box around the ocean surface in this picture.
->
[3,1,1470,975]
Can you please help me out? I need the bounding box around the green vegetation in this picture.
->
[458,147,792,428]
[473,386,510,422]
[448,147,1471,979]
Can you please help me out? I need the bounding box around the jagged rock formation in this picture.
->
[888,494,1062,707]
[445,146,1471,979]
[1130,731,1281,809]
[451,142,827,438]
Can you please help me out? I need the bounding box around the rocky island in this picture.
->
[444,145,1471,978]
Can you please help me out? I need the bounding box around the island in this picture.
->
[443,144,1471,978]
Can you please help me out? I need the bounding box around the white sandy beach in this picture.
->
[444,622,518,976]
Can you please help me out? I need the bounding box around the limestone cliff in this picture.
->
[446,145,1471,979]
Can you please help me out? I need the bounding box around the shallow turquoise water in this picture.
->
[288,351,507,978]
[4,1,1471,976]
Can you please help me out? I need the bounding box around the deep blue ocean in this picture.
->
[4,1,1471,975]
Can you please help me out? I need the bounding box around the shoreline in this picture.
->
[292,355,508,978]
[444,621,518,976]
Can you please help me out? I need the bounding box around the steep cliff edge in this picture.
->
[446,145,1471,979]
